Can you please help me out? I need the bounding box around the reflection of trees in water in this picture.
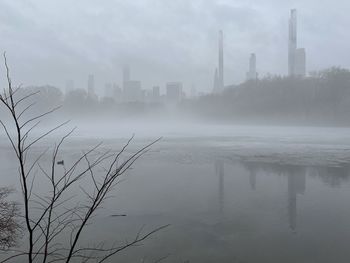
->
[0,187,20,250]
[308,166,350,187]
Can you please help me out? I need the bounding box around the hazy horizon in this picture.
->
[1,0,350,95]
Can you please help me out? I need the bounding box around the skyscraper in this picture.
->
[218,30,224,91]
[112,83,122,103]
[166,82,183,103]
[295,48,306,77]
[213,68,220,93]
[288,9,297,76]
[122,65,130,86]
[123,81,141,102]
[288,9,306,77]
[104,83,113,98]
[152,86,160,101]
[246,53,257,81]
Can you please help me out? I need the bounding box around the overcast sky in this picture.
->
[0,0,349,94]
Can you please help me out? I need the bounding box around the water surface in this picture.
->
[1,125,350,262]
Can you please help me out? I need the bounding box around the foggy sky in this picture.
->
[1,0,349,94]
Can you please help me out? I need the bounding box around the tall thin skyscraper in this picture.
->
[288,9,297,76]
[213,68,219,93]
[218,30,224,91]
[288,9,306,77]
[246,53,257,81]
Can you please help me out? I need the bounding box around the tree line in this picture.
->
[184,67,350,126]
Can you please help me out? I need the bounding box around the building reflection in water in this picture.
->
[215,160,224,213]
[225,160,350,232]
[247,166,257,190]
[243,162,307,231]
[287,167,306,231]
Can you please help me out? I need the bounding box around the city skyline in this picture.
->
[68,8,304,100]
[1,1,349,93]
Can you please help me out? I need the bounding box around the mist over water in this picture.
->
[2,1,350,262]
[2,123,350,262]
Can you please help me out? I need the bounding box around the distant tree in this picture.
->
[20,85,64,114]
[188,67,350,125]
[64,88,88,111]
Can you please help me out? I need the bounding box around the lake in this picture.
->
[1,124,350,262]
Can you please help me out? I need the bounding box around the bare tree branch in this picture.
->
[0,54,166,263]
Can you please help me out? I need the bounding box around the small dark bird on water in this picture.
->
[57,160,64,166]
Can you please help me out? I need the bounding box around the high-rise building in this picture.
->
[152,86,160,101]
[295,48,306,77]
[246,53,257,81]
[104,83,113,98]
[212,30,224,94]
[288,9,306,77]
[218,30,224,91]
[288,9,297,76]
[112,83,122,102]
[123,81,141,102]
[122,65,130,87]
[213,68,220,93]
[166,82,182,103]
[121,65,142,102]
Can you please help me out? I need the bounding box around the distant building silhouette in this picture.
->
[121,65,143,102]
[288,9,297,76]
[249,168,257,190]
[166,82,183,103]
[246,53,257,81]
[215,160,224,213]
[112,83,122,102]
[123,80,142,102]
[218,30,224,91]
[104,83,113,98]
[122,65,130,87]
[287,169,306,231]
[87,74,97,99]
[295,48,306,77]
[288,9,306,77]
[213,68,220,93]
[213,30,224,93]
[152,86,160,101]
